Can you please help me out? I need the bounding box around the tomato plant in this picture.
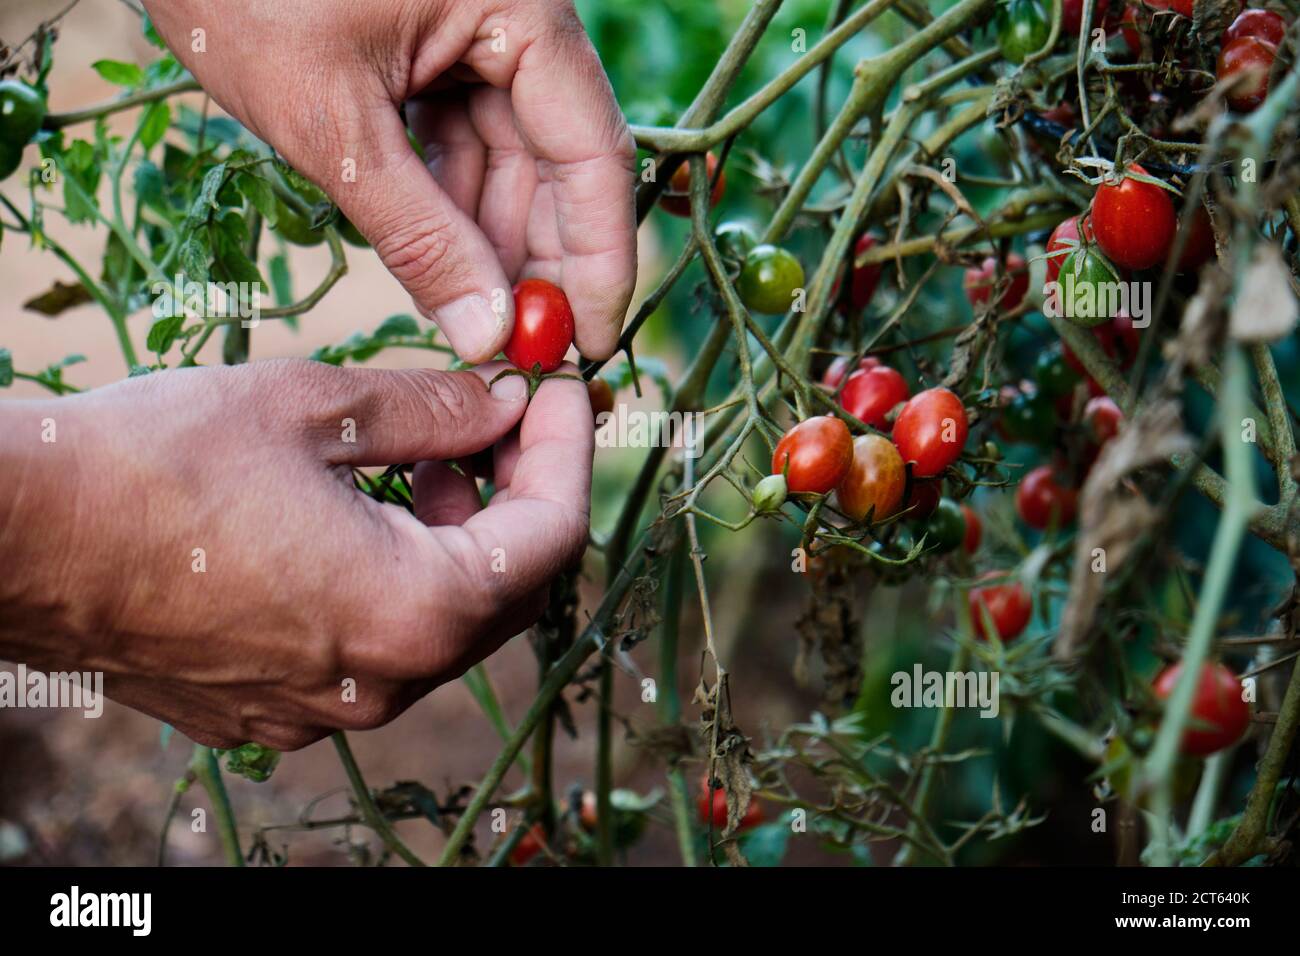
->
[925,497,967,553]
[1016,464,1079,529]
[1225,9,1287,46]
[1152,662,1251,756]
[661,150,724,217]
[1217,36,1277,113]
[893,387,969,477]
[996,0,1051,65]
[504,278,575,374]
[969,574,1033,641]
[772,415,854,495]
[963,252,1029,312]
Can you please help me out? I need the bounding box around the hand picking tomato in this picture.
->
[822,354,881,391]
[505,278,575,373]
[892,387,969,477]
[969,573,1032,641]
[1015,464,1078,529]
[738,244,805,314]
[1217,35,1277,113]
[697,785,763,832]
[835,434,906,521]
[1062,0,1109,34]
[661,150,724,218]
[960,504,982,555]
[1225,8,1287,46]
[1084,395,1122,444]
[840,363,910,430]
[772,416,854,495]
[1090,164,1177,271]
[1152,661,1251,756]
[964,253,1030,312]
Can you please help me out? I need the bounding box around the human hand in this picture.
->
[0,361,593,749]
[141,0,637,363]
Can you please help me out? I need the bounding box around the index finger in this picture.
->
[509,3,638,360]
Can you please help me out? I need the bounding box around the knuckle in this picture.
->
[339,693,404,732]
[373,217,461,295]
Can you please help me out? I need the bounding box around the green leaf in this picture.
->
[268,253,292,306]
[236,172,278,226]
[213,226,266,290]
[738,821,790,867]
[147,315,185,355]
[186,162,228,227]
[374,314,420,339]
[178,234,211,286]
[142,13,166,49]
[0,349,13,388]
[92,59,145,87]
[143,55,185,87]
[133,160,168,215]
[139,101,170,151]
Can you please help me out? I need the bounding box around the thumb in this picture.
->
[320,362,529,467]
[320,110,514,364]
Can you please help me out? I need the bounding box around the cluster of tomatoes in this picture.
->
[0,78,47,182]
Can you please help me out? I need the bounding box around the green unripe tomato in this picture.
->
[339,216,369,248]
[752,473,788,513]
[714,221,757,262]
[1034,344,1081,400]
[274,198,327,247]
[1000,391,1057,445]
[0,80,47,147]
[737,244,804,314]
[996,0,1051,65]
[1050,248,1122,328]
[0,138,22,181]
[926,498,967,553]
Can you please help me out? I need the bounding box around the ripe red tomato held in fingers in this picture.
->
[1091,164,1177,271]
[1217,36,1277,113]
[835,434,906,521]
[840,364,910,430]
[1062,0,1109,35]
[964,253,1030,312]
[893,387,969,478]
[969,573,1032,641]
[772,416,854,495]
[1085,395,1123,444]
[697,786,764,832]
[505,278,575,374]
[822,354,881,391]
[1225,9,1287,46]
[661,151,724,217]
[1015,464,1079,529]
[1152,661,1251,756]
[510,823,547,866]
[961,503,982,555]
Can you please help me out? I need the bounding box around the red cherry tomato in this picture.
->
[697,786,763,832]
[963,253,1030,311]
[960,504,982,555]
[844,233,885,310]
[968,572,1032,641]
[1044,215,1100,286]
[1176,205,1217,273]
[835,434,906,521]
[1152,661,1251,756]
[504,278,575,373]
[1085,395,1123,444]
[1217,35,1277,113]
[1062,0,1109,35]
[1225,9,1287,46]
[1015,464,1079,529]
[822,354,881,390]
[892,387,969,478]
[1091,164,1177,271]
[510,823,547,866]
[840,364,910,431]
[660,151,724,218]
[772,416,854,495]
[902,478,942,522]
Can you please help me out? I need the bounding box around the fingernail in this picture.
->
[490,373,528,402]
[435,294,507,363]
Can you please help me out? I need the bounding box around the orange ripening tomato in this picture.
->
[771,416,854,495]
[660,151,724,217]
[834,434,906,522]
